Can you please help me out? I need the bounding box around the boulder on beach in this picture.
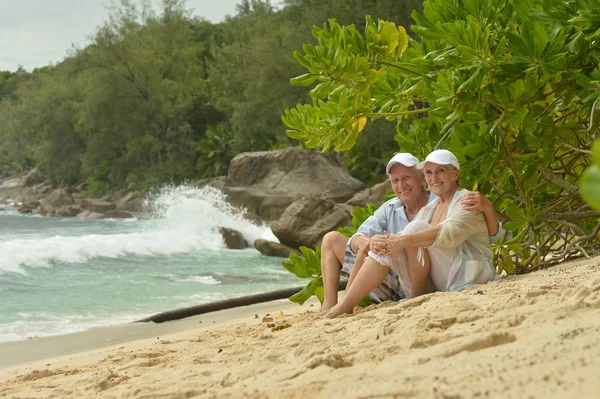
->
[219,227,247,249]
[346,180,392,207]
[82,199,116,213]
[39,200,55,216]
[270,196,352,249]
[223,148,364,221]
[23,169,43,187]
[55,205,81,217]
[254,239,300,258]
[77,210,91,218]
[115,191,143,212]
[47,189,74,207]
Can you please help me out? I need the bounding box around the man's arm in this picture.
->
[347,202,391,255]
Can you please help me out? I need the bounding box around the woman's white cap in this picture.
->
[417,149,460,171]
[385,153,420,174]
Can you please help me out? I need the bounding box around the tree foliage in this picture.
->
[0,0,423,188]
[285,0,600,272]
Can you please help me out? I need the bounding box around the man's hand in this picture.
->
[460,191,493,216]
[351,235,370,254]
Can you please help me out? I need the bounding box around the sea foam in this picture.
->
[0,185,275,274]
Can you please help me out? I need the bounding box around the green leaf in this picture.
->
[290,73,320,86]
[580,164,600,210]
[593,140,600,165]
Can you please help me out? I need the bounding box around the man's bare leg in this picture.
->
[345,246,369,290]
[318,231,348,314]
[324,257,389,318]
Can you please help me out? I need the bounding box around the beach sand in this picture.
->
[1,256,599,398]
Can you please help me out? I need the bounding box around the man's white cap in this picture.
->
[417,149,460,171]
[386,153,420,175]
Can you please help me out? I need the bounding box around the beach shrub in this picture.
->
[580,139,600,210]
[338,203,380,238]
[282,246,324,305]
[282,246,375,306]
[283,0,600,273]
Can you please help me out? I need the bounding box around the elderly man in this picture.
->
[318,153,504,315]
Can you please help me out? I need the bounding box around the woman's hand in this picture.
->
[460,191,492,216]
[370,232,404,256]
[369,233,389,255]
[381,234,404,255]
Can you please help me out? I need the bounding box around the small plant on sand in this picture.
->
[283,246,324,305]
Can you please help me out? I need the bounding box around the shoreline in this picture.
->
[0,298,318,377]
[1,257,599,397]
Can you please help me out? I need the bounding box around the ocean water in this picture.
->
[0,186,300,343]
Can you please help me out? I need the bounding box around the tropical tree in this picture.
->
[283,0,600,273]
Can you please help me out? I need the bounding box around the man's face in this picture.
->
[388,164,424,204]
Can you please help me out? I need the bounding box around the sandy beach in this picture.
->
[1,256,599,398]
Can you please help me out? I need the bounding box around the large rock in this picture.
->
[87,212,104,220]
[77,210,91,218]
[346,180,392,207]
[254,239,300,258]
[55,205,81,217]
[39,200,55,216]
[82,199,116,213]
[104,210,133,219]
[35,184,53,195]
[18,204,34,214]
[193,176,227,191]
[224,148,364,221]
[219,227,247,249]
[225,188,295,222]
[23,169,43,187]
[270,196,352,249]
[47,189,74,207]
[115,191,143,212]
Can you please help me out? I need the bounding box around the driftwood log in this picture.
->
[136,280,348,324]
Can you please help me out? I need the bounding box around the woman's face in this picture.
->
[423,162,459,197]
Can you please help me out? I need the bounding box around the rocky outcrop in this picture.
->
[55,205,81,217]
[270,196,352,249]
[346,180,392,207]
[254,239,300,258]
[219,227,247,249]
[222,148,364,222]
[82,199,116,213]
[48,189,74,207]
[115,191,142,212]
[0,169,146,220]
[23,169,43,187]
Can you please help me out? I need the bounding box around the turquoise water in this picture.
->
[0,186,300,343]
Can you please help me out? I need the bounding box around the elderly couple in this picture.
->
[319,149,503,318]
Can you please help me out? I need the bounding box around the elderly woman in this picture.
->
[324,149,495,318]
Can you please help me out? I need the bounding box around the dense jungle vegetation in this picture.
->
[0,0,423,194]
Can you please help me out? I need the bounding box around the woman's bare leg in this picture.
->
[324,257,389,318]
[405,246,431,298]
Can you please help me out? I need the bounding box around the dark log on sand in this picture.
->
[136,281,348,324]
